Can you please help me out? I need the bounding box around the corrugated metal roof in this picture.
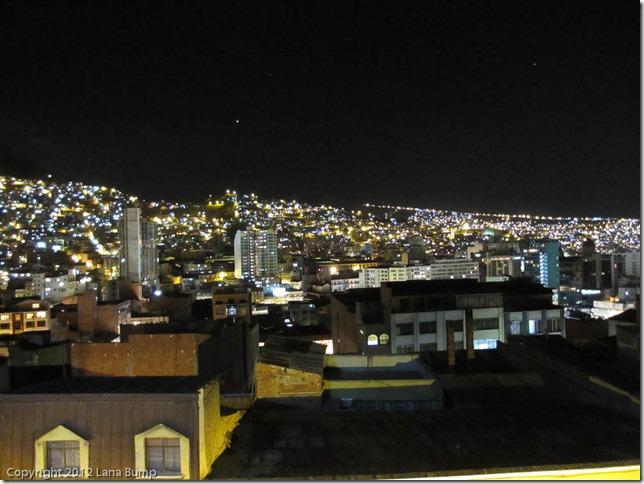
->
[258,335,325,375]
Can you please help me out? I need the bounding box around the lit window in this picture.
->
[473,339,498,350]
[379,334,389,345]
[367,334,378,346]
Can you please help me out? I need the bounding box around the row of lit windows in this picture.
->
[396,339,495,353]
[0,320,47,331]
[367,334,389,345]
[0,312,48,320]
[395,319,499,336]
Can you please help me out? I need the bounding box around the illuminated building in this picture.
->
[118,207,158,289]
[0,300,50,336]
[538,240,560,289]
[330,279,563,355]
[429,259,480,281]
[486,254,523,279]
[233,229,278,280]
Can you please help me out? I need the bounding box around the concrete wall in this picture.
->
[198,379,245,479]
[330,297,360,354]
[0,358,8,392]
[325,353,418,369]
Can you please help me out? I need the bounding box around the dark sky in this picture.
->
[0,1,640,217]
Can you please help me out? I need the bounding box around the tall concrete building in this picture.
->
[538,240,560,289]
[234,229,278,280]
[118,207,158,289]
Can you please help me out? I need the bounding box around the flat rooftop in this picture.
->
[208,393,639,479]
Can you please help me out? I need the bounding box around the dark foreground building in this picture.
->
[0,376,243,480]
[208,341,640,480]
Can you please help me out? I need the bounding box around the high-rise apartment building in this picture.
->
[118,207,158,288]
[538,240,560,289]
[234,229,278,280]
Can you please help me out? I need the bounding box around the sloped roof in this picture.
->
[7,375,218,394]
[608,309,639,325]
[258,335,325,375]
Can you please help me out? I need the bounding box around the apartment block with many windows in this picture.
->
[330,279,563,355]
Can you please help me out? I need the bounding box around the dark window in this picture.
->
[419,321,437,334]
[396,344,415,354]
[473,318,499,331]
[0,323,9,330]
[419,343,437,352]
[25,321,35,328]
[446,319,463,332]
[396,323,414,336]
[399,298,411,312]
[146,438,180,473]
[47,440,80,470]
[412,298,426,311]
[547,318,561,332]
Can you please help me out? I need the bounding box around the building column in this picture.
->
[466,309,475,360]
[446,320,455,366]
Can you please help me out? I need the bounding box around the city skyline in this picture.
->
[0,1,640,218]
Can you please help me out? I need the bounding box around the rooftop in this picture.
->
[207,395,639,480]
[209,344,640,479]
[383,279,553,297]
[259,335,326,375]
[6,375,218,394]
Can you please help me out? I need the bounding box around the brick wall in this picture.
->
[71,334,210,377]
[255,362,323,398]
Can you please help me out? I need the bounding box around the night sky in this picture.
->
[0,1,640,217]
